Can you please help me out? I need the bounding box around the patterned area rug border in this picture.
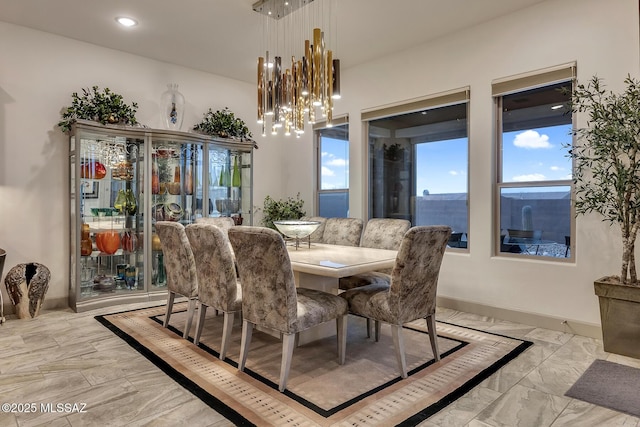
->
[95,305,532,427]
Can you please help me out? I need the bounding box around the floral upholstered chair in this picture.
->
[300,216,327,243]
[339,225,451,378]
[185,223,241,360]
[339,218,411,291]
[155,222,198,339]
[228,226,348,392]
[321,217,364,246]
[195,216,235,232]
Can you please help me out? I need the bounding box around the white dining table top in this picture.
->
[286,243,398,278]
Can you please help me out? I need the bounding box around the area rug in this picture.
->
[565,359,640,417]
[96,303,532,426]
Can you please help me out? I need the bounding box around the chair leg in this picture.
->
[374,320,381,342]
[391,324,408,378]
[238,320,254,372]
[220,311,235,360]
[280,333,296,392]
[194,302,208,346]
[366,318,371,338]
[337,315,347,365]
[426,314,440,361]
[183,297,197,339]
[163,292,176,328]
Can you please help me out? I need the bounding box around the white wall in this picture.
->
[338,0,639,328]
[1,0,638,332]
[0,21,281,309]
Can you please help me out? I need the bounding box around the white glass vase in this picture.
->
[160,83,185,130]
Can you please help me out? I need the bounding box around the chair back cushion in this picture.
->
[155,222,198,298]
[389,225,451,322]
[228,226,298,333]
[300,216,327,243]
[195,216,235,232]
[322,218,364,246]
[360,218,411,250]
[185,223,240,312]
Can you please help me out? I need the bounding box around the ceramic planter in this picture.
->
[594,278,640,359]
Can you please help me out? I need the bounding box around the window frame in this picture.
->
[362,88,470,250]
[314,115,349,217]
[493,64,576,260]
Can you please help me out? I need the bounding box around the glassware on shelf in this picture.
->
[114,189,127,214]
[98,230,120,254]
[121,230,138,252]
[185,163,194,195]
[125,189,137,215]
[152,155,160,194]
[232,155,241,187]
[81,223,92,256]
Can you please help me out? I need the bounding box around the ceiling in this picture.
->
[0,0,547,84]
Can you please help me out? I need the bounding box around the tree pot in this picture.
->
[594,277,640,359]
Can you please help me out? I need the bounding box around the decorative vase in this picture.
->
[232,155,241,187]
[4,262,50,319]
[160,83,185,130]
[99,230,120,254]
[114,189,127,215]
[81,223,93,256]
[125,189,137,215]
[152,156,160,194]
[185,163,194,195]
[121,230,138,252]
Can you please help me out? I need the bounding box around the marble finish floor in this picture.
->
[0,301,639,427]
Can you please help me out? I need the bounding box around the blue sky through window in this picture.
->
[320,136,349,190]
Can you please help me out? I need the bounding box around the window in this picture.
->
[315,118,349,217]
[494,65,574,258]
[363,89,469,248]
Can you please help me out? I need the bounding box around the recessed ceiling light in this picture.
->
[116,17,138,27]
[551,104,564,110]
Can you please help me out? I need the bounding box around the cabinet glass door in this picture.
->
[207,146,251,225]
[75,134,145,301]
[150,139,204,288]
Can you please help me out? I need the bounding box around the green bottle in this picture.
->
[232,155,241,187]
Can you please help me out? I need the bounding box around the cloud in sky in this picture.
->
[513,130,552,149]
[550,165,564,171]
[327,158,347,167]
[512,173,546,182]
[321,166,335,177]
[449,170,466,176]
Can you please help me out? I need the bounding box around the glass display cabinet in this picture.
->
[69,120,253,312]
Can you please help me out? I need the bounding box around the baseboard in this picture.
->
[436,295,602,340]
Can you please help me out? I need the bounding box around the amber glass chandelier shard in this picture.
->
[257,56,265,123]
[332,58,341,99]
[313,28,322,105]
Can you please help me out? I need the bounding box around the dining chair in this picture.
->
[300,216,327,243]
[185,223,241,359]
[195,216,236,255]
[339,218,410,291]
[339,225,451,378]
[155,222,198,339]
[195,216,235,232]
[321,217,364,247]
[228,226,348,392]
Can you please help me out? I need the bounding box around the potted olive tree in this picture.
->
[569,75,640,358]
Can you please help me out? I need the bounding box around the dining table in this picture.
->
[285,242,398,344]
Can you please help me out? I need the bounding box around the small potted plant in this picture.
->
[58,86,139,132]
[193,107,255,145]
[260,193,306,230]
[568,75,640,358]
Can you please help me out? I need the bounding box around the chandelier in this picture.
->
[253,0,341,137]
